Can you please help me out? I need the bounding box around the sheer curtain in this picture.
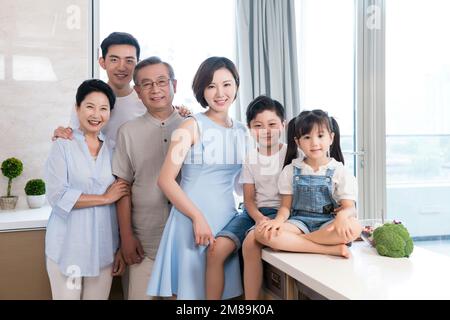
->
[235,0,300,121]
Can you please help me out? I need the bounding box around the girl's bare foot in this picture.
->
[327,244,350,258]
[339,244,350,258]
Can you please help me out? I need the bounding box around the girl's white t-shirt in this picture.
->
[239,144,287,209]
[278,158,357,203]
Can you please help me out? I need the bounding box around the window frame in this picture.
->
[356,0,386,220]
[91,0,99,78]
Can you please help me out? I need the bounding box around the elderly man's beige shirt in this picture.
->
[112,110,183,259]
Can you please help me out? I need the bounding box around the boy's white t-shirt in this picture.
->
[70,90,146,148]
[278,158,357,203]
[239,144,287,209]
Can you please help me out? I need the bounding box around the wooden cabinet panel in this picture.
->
[262,262,296,300]
[0,230,52,299]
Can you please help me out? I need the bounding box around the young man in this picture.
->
[55,32,189,146]
[112,57,183,300]
[55,32,146,149]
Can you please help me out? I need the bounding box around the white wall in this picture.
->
[0,0,90,208]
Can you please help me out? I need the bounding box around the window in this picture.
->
[386,0,450,238]
[98,0,236,114]
[295,1,357,176]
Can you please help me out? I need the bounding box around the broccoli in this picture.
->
[373,222,414,258]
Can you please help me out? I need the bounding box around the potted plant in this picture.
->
[24,179,46,209]
[0,157,24,210]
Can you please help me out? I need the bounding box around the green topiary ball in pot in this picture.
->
[24,179,46,196]
[1,157,24,197]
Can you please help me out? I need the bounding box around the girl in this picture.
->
[255,110,362,258]
[147,57,247,299]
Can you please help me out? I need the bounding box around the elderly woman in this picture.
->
[45,79,128,300]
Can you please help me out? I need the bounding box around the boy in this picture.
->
[206,95,287,300]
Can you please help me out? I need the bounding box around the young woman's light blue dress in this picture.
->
[147,112,248,299]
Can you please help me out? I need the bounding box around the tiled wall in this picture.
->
[0,0,90,208]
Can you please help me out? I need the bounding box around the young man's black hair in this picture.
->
[100,32,141,60]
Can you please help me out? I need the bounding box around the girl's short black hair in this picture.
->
[75,79,116,110]
[192,57,239,108]
[245,95,285,126]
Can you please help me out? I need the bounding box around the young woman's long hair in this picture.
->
[283,110,344,167]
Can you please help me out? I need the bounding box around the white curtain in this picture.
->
[236,0,301,121]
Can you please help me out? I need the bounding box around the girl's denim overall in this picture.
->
[288,166,338,233]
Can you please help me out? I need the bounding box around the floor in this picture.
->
[415,240,450,257]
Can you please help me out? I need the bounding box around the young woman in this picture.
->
[147,57,247,300]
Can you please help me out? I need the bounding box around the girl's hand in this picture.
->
[193,216,216,249]
[257,219,283,240]
[327,215,354,243]
[333,206,343,214]
[112,248,126,276]
[104,180,130,204]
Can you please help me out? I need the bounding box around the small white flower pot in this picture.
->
[26,195,46,209]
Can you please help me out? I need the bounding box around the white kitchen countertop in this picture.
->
[0,204,51,232]
[262,241,450,300]
[3,203,449,299]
